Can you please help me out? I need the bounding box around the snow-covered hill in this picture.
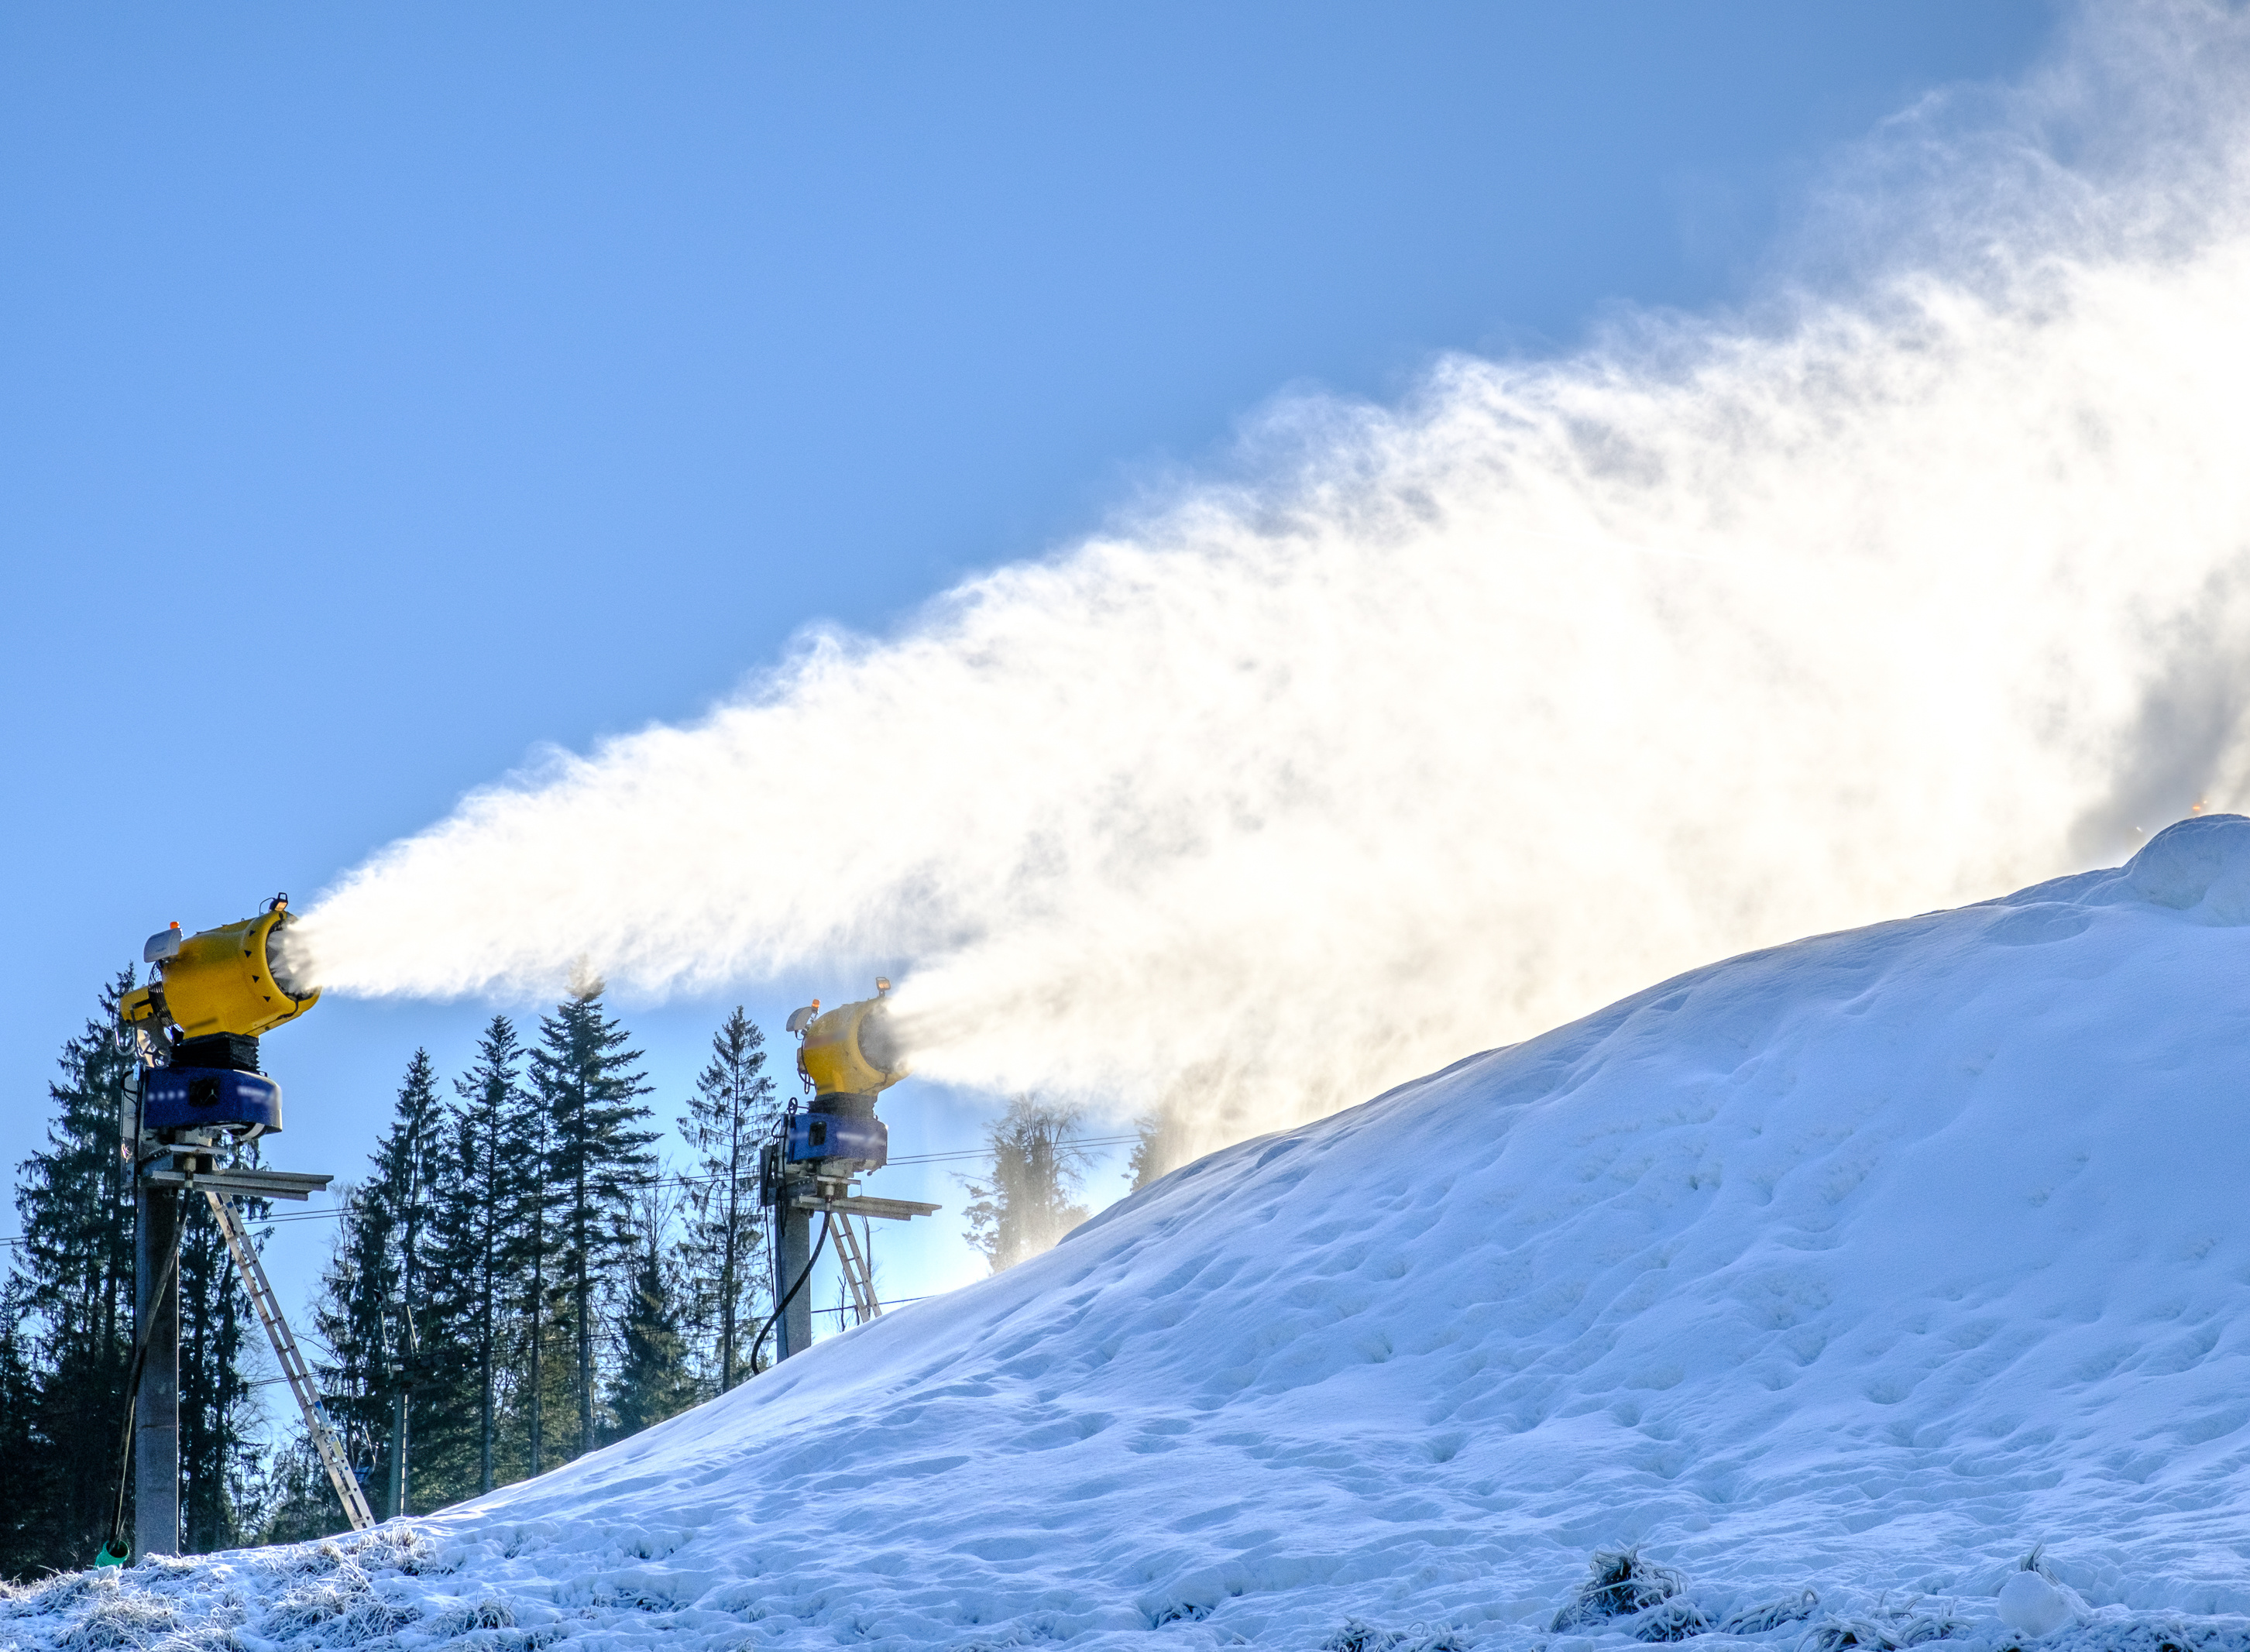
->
[19,816,2250,1652]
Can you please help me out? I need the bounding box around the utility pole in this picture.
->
[386,1306,416,1519]
[132,1180,180,1558]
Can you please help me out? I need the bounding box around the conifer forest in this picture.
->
[0,978,788,1576]
[0,978,1110,1581]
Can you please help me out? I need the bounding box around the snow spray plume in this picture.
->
[282,3,2250,1166]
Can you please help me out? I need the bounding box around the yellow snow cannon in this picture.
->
[118,895,318,1140]
[791,979,909,1104]
[120,894,320,1045]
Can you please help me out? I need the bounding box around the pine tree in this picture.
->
[426,1015,527,1496]
[383,1051,444,1504]
[312,1050,444,1517]
[314,1183,395,1511]
[9,969,139,1574]
[530,991,654,1461]
[959,1099,1093,1272]
[608,1191,694,1438]
[376,1050,444,1515]
[397,1093,483,1509]
[0,1278,45,1578]
[503,1047,563,1479]
[1127,1108,1190,1190]
[252,1428,345,1546]
[675,1008,778,1393]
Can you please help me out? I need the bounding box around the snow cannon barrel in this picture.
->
[119,895,318,1139]
[795,987,909,1104]
[786,984,910,1172]
[122,898,319,1042]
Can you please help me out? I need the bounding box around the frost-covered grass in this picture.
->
[18,821,2250,1650]
[17,1533,2250,1652]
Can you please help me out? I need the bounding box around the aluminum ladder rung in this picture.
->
[204,1191,375,1531]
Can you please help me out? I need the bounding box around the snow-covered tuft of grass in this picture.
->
[420,1596,517,1637]
[1550,1550,1686,1631]
[1321,1615,1472,1652]
[1724,1590,1823,1636]
[54,1584,180,1650]
[1798,1602,1970,1652]
[2,1570,105,1620]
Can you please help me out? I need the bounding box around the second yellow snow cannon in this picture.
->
[785,981,909,1169]
[792,981,910,1102]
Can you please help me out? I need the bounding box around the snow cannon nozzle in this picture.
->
[117,901,321,1141]
[792,983,911,1104]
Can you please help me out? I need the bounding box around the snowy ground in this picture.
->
[18,816,2250,1652]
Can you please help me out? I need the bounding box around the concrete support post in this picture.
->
[775,1196,812,1361]
[132,1182,180,1558]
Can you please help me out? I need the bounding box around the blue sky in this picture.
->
[2,4,2057,1328]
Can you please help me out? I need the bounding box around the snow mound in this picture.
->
[29,817,2250,1651]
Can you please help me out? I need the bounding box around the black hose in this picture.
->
[748,1211,831,1376]
[101,1214,182,1563]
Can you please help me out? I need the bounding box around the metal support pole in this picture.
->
[775,1193,812,1360]
[388,1391,407,1519]
[132,1181,180,1558]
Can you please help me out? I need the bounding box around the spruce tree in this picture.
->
[960,1099,1093,1272]
[375,1050,444,1514]
[503,1049,563,1478]
[312,1050,443,1516]
[1127,1108,1190,1190]
[254,1429,345,1545]
[10,969,139,1573]
[530,992,654,1460]
[0,1278,44,1578]
[675,1008,778,1393]
[426,1015,527,1496]
[608,1192,694,1439]
[314,1181,396,1510]
[396,1080,481,1509]
[6,970,273,1567]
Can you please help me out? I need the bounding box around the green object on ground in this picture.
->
[94,1540,129,1568]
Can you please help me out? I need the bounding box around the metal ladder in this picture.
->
[826,1211,881,1324]
[203,1190,375,1530]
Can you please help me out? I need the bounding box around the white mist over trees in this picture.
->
[960,1101,1094,1273]
[281,4,2250,1164]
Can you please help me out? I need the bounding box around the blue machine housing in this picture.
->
[143,1066,283,1135]
[788,1108,887,1169]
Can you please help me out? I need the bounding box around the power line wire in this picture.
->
[195,1131,1147,1226]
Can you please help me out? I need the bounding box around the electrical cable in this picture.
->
[747,1211,831,1376]
[233,1133,1146,1228]
[99,1211,182,1564]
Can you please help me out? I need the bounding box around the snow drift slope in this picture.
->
[25,816,2250,1650]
